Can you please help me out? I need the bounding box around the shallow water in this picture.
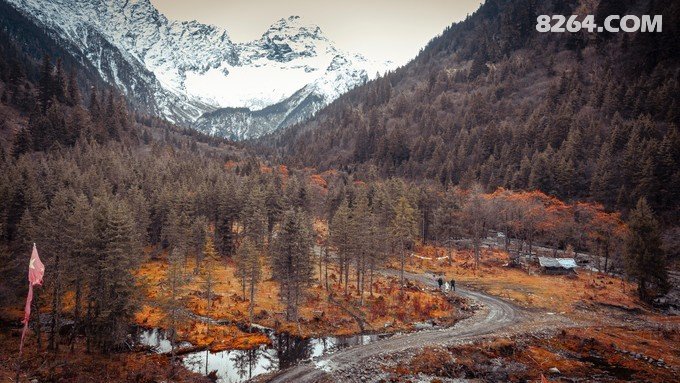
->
[137,328,392,382]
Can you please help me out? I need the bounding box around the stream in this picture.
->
[137,327,396,382]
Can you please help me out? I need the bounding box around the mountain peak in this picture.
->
[121,0,152,6]
[6,0,393,139]
[263,15,326,42]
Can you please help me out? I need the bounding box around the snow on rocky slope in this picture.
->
[5,0,392,139]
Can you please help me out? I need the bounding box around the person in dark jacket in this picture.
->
[437,277,443,289]
[450,279,455,291]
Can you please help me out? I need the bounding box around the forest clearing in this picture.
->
[134,250,458,351]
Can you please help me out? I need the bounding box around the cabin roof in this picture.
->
[538,257,577,269]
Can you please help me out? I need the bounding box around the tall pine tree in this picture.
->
[271,209,313,321]
[625,198,669,302]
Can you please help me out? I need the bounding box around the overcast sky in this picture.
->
[150,0,483,65]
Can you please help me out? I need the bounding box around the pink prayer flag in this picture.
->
[19,244,45,354]
[27,243,45,287]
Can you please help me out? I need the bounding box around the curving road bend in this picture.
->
[263,269,526,383]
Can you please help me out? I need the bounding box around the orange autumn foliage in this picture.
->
[485,188,628,255]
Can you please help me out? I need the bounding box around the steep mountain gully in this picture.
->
[258,269,577,383]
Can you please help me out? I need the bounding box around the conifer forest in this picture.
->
[0,1,678,382]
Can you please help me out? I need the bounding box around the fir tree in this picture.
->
[624,198,669,302]
[201,233,218,311]
[91,199,140,352]
[66,70,81,107]
[12,127,32,158]
[241,185,268,246]
[270,209,313,321]
[37,54,53,114]
[330,198,356,294]
[163,244,188,377]
[390,196,417,296]
[235,237,261,326]
[217,181,240,256]
[53,58,66,103]
[38,190,76,351]
[461,185,491,269]
[63,194,96,350]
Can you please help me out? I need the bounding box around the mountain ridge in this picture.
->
[4,0,392,139]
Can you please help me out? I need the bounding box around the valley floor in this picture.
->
[258,246,679,383]
[1,245,677,383]
[134,249,459,353]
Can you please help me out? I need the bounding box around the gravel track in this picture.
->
[261,269,538,383]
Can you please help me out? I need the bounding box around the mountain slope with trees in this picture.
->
[0,1,678,381]
[271,0,680,223]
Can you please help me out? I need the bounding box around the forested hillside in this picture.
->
[2,22,669,360]
[0,24,244,344]
[1,1,679,382]
[271,0,680,222]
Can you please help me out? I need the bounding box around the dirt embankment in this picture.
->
[390,324,679,383]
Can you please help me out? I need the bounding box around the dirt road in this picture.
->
[263,269,547,383]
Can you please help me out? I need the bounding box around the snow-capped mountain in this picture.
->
[4,0,392,139]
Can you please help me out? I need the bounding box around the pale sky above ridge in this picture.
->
[151,0,483,65]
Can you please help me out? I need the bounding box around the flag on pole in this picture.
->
[19,244,45,354]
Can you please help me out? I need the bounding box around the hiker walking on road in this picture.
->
[437,277,443,290]
[450,279,455,292]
